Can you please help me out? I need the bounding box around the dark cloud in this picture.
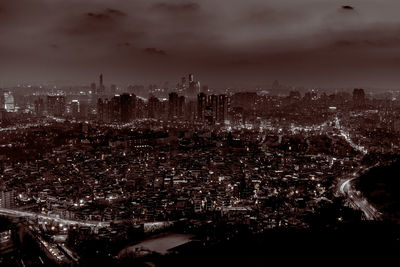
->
[62,8,129,36]
[86,8,126,20]
[105,8,126,16]
[152,2,200,13]
[342,5,354,10]
[144,47,167,56]
[88,8,125,21]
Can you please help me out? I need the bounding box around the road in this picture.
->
[334,116,368,155]
[0,207,110,228]
[338,177,380,220]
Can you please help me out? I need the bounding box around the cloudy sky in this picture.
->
[1,0,400,89]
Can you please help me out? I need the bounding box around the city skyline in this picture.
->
[2,0,400,89]
[1,1,400,265]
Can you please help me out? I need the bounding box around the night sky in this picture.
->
[1,0,400,89]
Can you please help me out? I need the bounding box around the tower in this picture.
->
[99,73,104,95]
[189,73,194,83]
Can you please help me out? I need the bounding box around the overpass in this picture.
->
[0,207,110,228]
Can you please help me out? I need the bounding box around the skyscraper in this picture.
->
[97,94,136,123]
[197,93,228,125]
[217,94,228,123]
[71,100,80,118]
[148,96,161,119]
[98,73,104,95]
[90,82,96,93]
[168,92,185,120]
[47,95,66,117]
[187,74,200,100]
[34,98,45,117]
[353,88,366,109]
[197,93,207,122]
[120,93,136,122]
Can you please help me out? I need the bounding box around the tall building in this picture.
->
[97,98,108,122]
[3,92,14,112]
[189,73,194,84]
[0,91,15,112]
[136,98,146,119]
[90,82,96,93]
[217,94,228,123]
[353,88,366,108]
[97,93,136,123]
[148,96,162,119]
[168,92,185,120]
[47,95,65,117]
[0,90,3,109]
[0,190,15,209]
[120,93,136,122]
[34,98,45,117]
[98,73,105,95]
[197,93,207,122]
[185,100,196,122]
[207,94,218,124]
[71,100,80,118]
[187,74,200,100]
[197,93,228,125]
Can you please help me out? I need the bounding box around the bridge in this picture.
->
[0,207,110,228]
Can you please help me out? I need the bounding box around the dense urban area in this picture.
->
[1,75,400,266]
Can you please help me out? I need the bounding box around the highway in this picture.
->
[333,116,381,220]
[334,116,368,155]
[0,208,110,228]
[338,177,380,220]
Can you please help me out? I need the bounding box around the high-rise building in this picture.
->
[208,94,218,124]
[97,93,136,123]
[187,74,200,100]
[197,93,228,125]
[3,92,14,112]
[120,93,136,122]
[217,94,228,123]
[98,73,105,95]
[148,96,162,119]
[90,82,96,93]
[47,95,66,117]
[71,100,80,118]
[0,91,15,112]
[34,98,45,117]
[0,90,4,109]
[0,190,15,209]
[136,98,146,119]
[109,95,121,122]
[168,92,185,120]
[197,93,207,122]
[97,98,103,121]
[353,88,366,108]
